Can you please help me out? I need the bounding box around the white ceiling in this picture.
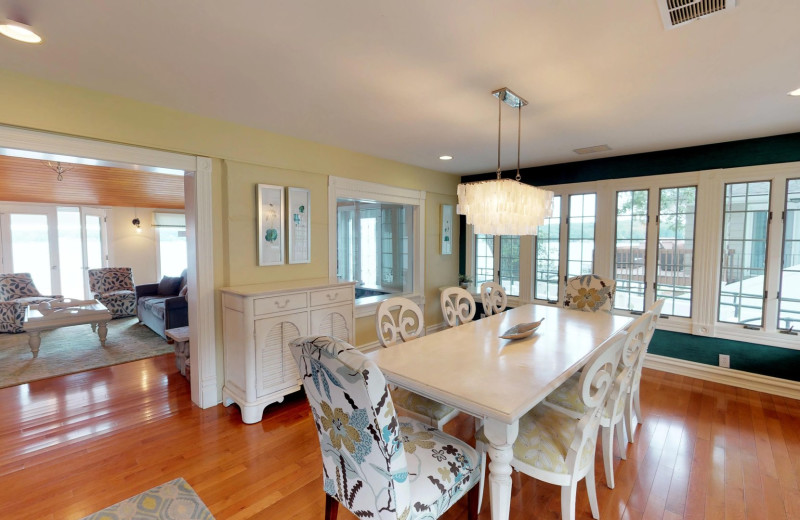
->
[0,1,798,176]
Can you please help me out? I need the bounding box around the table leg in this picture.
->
[28,331,42,358]
[482,419,519,520]
[91,323,97,333]
[97,321,108,346]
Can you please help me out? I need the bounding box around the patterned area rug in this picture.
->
[81,478,214,520]
[0,316,172,389]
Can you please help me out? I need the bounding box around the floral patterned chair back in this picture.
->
[290,336,481,520]
[0,272,58,306]
[479,282,507,317]
[88,267,136,318]
[563,274,616,312]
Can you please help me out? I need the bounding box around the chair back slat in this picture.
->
[479,282,508,317]
[440,287,476,327]
[375,297,424,347]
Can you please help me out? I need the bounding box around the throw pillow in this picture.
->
[157,276,183,296]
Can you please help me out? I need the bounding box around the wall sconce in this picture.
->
[132,217,142,233]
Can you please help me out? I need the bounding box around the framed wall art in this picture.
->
[257,184,284,266]
[441,204,453,255]
[288,187,311,264]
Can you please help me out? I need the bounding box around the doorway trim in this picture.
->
[0,124,218,408]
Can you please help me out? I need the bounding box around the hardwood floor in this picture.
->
[1,354,798,519]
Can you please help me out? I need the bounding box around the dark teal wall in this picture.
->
[459,132,800,380]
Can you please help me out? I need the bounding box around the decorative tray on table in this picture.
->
[499,318,545,340]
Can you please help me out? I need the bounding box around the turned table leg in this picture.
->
[97,322,108,347]
[28,331,42,358]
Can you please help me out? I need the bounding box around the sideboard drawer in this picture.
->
[254,292,308,315]
[310,287,351,307]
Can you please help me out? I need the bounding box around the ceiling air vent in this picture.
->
[657,0,736,30]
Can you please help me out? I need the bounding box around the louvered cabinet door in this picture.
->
[310,304,353,343]
[254,312,308,398]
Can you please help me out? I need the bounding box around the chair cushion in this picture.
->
[545,370,625,419]
[13,296,58,306]
[392,388,457,423]
[0,302,24,333]
[477,404,594,475]
[398,419,481,520]
[157,276,182,296]
[97,291,136,318]
[0,273,40,301]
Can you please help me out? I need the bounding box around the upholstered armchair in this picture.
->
[88,267,136,318]
[289,335,481,520]
[563,274,616,312]
[0,272,61,306]
[0,301,25,333]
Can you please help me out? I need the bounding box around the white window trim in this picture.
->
[328,176,426,318]
[465,161,800,351]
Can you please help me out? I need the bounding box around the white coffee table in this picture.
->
[24,300,113,358]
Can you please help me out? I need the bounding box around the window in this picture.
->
[337,200,413,296]
[656,187,696,317]
[154,212,187,278]
[718,181,770,326]
[614,190,648,312]
[567,193,596,277]
[778,178,800,329]
[472,234,520,297]
[534,195,561,301]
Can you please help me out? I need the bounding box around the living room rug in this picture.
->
[81,477,214,520]
[0,316,172,389]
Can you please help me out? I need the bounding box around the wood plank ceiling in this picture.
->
[0,155,184,209]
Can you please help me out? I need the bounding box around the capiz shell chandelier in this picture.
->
[457,88,553,236]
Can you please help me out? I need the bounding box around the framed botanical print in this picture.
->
[441,204,453,255]
[257,184,284,266]
[288,187,311,264]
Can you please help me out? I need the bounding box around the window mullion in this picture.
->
[764,176,787,332]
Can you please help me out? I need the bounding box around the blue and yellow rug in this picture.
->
[81,478,214,520]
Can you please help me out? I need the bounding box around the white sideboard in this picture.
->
[221,279,356,424]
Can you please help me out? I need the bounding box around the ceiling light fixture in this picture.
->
[439,155,453,161]
[44,160,75,181]
[789,88,800,97]
[0,19,42,44]
[456,87,553,236]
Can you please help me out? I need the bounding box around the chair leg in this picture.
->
[633,387,642,425]
[325,494,339,520]
[616,418,627,460]
[624,391,636,445]
[467,481,480,520]
[585,464,600,520]
[601,424,615,489]
[561,482,578,520]
[476,444,487,514]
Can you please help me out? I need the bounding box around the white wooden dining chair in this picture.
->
[625,298,665,442]
[479,282,508,317]
[375,297,459,429]
[475,329,626,520]
[543,311,654,489]
[440,287,476,327]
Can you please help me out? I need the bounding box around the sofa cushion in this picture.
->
[0,302,24,333]
[158,276,182,296]
[139,296,168,320]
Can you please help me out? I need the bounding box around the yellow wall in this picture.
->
[0,69,460,366]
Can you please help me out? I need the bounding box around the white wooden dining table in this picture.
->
[366,303,632,520]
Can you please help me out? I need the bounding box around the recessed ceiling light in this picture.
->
[789,88,800,97]
[439,155,453,161]
[0,19,42,44]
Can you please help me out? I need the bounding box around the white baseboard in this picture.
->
[644,354,800,400]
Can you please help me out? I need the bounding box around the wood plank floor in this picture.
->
[1,353,798,519]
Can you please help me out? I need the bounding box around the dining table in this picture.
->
[366,302,632,520]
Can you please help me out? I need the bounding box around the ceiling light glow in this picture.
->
[789,88,800,97]
[439,155,453,160]
[0,19,42,43]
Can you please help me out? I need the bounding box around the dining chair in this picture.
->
[289,335,482,520]
[479,282,507,317]
[375,297,459,429]
[475,329,626,520]
[543,311,654,489]
[563,274,616,312]
[440,287,476,327]
[625,299,665,443]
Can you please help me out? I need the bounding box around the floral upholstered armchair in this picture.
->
[563,274,616,312]
[0,273,61,333]
[88,267,136,318]
[289,336,481,520]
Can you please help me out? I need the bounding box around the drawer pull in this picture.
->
[326,292,338,301]
[275,299,290,309]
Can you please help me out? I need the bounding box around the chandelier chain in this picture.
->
[496,93,502,180]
